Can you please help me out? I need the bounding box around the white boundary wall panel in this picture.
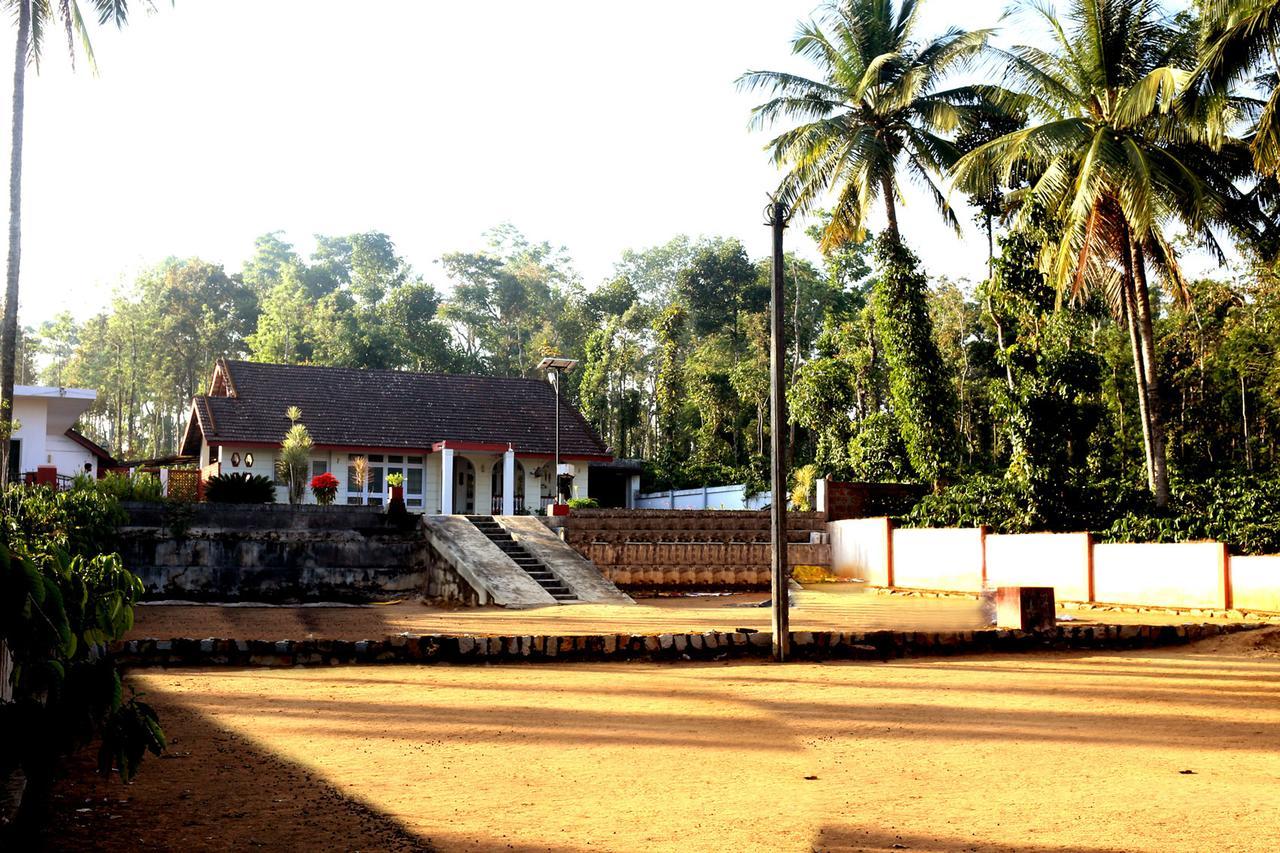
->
[1229,556,1280,613]
[986,533,1092,602]
[892,527,985,592]
[1092,542,1228,609]
[828,517,891,585]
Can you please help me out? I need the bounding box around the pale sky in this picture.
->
[2,0,1051,326]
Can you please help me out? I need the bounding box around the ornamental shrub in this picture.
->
[310,471,339,505]
[567,497,600,509]
[205,473,276,504]
[90,472,165,503]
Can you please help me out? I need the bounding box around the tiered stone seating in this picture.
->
[561,510,830,589]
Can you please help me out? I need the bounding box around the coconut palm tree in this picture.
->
[1,0,152,484]
[952,0,1251,507]
[737,0,994,250]
[1195,0,1280,176]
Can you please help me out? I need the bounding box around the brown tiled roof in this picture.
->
[183,361,610,458]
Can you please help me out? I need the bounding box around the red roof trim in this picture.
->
[433,440,512,453]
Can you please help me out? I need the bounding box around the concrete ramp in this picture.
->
[498,516,634,605]
[420,516,556,608]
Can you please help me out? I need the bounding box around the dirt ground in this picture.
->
[43,626,1280,853]
[126,585,1260,642]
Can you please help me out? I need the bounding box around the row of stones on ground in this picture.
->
[112,622,1256,669]
[870,586,1280,620]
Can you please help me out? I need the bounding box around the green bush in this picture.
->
[1098,475,1280,555]
[567,497,600,509]
[87,472,165,503]
[0,484,164,823]
[204,473,276,504]
[902,472,1280,555]
[0,485,126,559]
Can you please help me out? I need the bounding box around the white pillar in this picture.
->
[440,448,455,515]
[501,449,516,516]
[627,474,640,509]
[816,476,828,514]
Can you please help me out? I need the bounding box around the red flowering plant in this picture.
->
[310,471,340,505]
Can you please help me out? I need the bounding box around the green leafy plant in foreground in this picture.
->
[0,544,164,785]
[0,484,164,816]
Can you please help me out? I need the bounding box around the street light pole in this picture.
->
[766,199,791,663]
[536,357,579,511]
[553,369,560,499]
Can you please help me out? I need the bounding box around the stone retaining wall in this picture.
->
[120,502,434,603]
[112,622,1257,669]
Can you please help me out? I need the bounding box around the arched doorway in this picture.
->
[490,460,527,514]
[453,456,476,514]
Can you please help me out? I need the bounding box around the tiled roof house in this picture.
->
[180,359,611,513]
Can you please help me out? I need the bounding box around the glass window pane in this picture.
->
[368,467,384,493]
[407,469,423,494]
[347,466,360,492]
[406,498,422,508]
[388,455,403,463]
[312,460,328,477]
[346,496,362,505]
[367,496,383,507]
[368,454,384,463]
[408,456,423,464]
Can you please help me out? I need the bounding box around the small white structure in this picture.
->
[9,385,108,481]
[634,484,772,511]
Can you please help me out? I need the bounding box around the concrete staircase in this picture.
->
[467,516,577,602]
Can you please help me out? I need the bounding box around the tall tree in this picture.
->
[2,0,160,482]
[738,0,992,249]
[740,0,986,487]
[954,0,1248,506]
[1195,0,1280,176]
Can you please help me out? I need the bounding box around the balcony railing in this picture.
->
[490,495,527,514]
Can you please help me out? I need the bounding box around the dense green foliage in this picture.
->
[872,239,959,488]
[0,483,164,833]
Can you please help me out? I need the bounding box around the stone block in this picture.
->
[996,586,1056,632]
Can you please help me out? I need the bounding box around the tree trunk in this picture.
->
[881,175,900,244]
[0,1,29,486]
[1241,371,1252,471]
[1131,243,1170,508]
[1120,239,1157,496]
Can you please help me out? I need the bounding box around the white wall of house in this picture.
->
[11,397,48,474]
[204,441,591,513]
[45,433,98,478]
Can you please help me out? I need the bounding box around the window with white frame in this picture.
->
[345,454,425,508]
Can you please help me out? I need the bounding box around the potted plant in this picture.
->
[386,472,405,511]
[386,472,405,500]
[310,471,339,505]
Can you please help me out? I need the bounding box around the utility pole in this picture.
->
[537,356,579,509]
[766,199,790,662]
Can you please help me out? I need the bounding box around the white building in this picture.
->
[9,385,112,482]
